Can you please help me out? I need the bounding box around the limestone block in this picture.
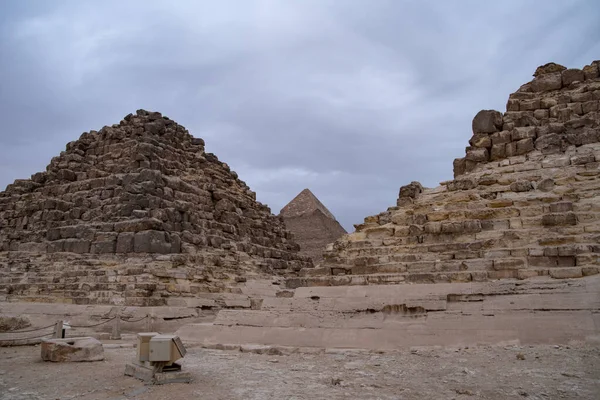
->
[448,179,477,191]
[464,160,478,174]
[465,148,489,162]
[41,337,104,362]
[57,169,77,182]
[440,222,463,234]
[506,99,519,111]
[571,154,595,165]
[541,213,577,226]
[534,62,566,77]
[114,218,163,233]
[426,211,449,222]
[567,102,583,115]
[561,69,584,86]
[582,267,599,276]
[491,130,512,146]
[571,92,592,102]
[565,129,599,146]
[17,242,47,252]
[557,256,576,267]
[549,268,583,279]
[134,230,171,253]
[490,144,506,160]
[398,182,423,199]
[493,258,524,270]
[516,138,534,155]
[582,101,598,113]
[505,142,518,157]
[469,133,492,148]
[462,220,482,233]
[531,73,562,92]
[558,108,573,122]
[549,202,573,212]
[540,97,557,109]
[510,181,533,192]
[423,222,442,234]
[519,99,540,111]
[47,241,64,253]
[63,239,91,253]
[144,120,166,135]
[472,110,503,134]
[391,211,413,225]
[91,240,116,254]
[365,227,394,239]
[116,232,134,253]
[583,63,599,80]
[533,109,549,120]
[512,126,537,141]
[535,134,563,154]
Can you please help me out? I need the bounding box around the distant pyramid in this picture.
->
[279,189,347,263]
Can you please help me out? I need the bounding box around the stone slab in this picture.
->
[176,307,599,350]
[41,337,104,362]
[124,362,192,384]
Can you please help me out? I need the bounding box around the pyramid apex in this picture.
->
[280,188,336,220]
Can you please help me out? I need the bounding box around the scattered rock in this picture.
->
[472,110,503,134]
[0,316,31,332]
[534,62,567,77]
[41,337,104,362]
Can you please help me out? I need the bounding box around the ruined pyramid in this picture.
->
[279,189,347,262]
[0,110,312,305]
[288,61,600,288]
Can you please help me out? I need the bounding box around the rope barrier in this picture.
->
[120,315,148,323]
[69,316,116,328]
[0,332,53,343]
[0,313,152,344]
[0,323,55,335]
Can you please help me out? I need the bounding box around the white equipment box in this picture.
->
[137,332,159,362]
[149,334,186,363]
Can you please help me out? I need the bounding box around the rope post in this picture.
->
[53,321,63,339]
[146,314,153,332]
[110,314,122,340]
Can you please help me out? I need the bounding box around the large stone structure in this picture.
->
[279,189,346,263]
[288,61,600,288]
[177,61,600,350]
[0,110,312,306]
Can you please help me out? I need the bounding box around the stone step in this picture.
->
[176,308,598,350]
[288,266,593,288]
[342,233,597,258]
[258,296,447,313]
[291,276,593,298]
[217,288,600,329]
[177,275,600,349]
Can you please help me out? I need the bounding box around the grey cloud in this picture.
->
[1,0,599,231]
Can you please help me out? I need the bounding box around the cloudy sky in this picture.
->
[0,1,598,231]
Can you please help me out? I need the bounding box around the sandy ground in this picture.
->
[0,343,599,400]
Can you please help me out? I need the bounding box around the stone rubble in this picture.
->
[40,337,104,362]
